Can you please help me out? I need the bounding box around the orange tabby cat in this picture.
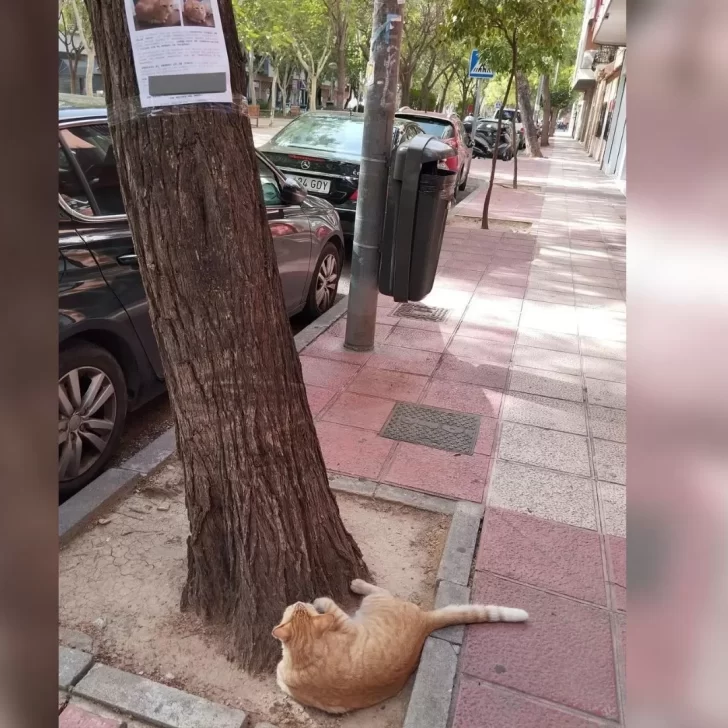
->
[135,0,176,25]
[273,578,528,714]
[183,0,209,24]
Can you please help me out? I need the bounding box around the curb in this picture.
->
[59,297,350,546]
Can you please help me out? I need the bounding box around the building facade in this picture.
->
[571,0,626,191]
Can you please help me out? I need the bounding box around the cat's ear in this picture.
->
[272,622,293,642]
[313,612,336,635]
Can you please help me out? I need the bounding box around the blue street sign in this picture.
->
[469,50,494,79]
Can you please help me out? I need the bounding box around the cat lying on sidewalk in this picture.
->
[273,578,528,714]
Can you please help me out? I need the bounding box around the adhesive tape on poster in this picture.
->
[107,93,249,126]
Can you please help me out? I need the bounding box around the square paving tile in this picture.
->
[346,367,428,403]
[315,421,394,480]
[434,354,509,390]
[588,405,626,443]
[452,678,608,728]
[512,345,582,376]
[365,344,441,376]
[503,392,587,435]
[302,334,373,365]
[599,482,626,537]
[499,422,591,477]
[525,289,576,306]
[321,392,396,432]
[475,283,527,298]
[582,356,626,383]
[607,535,626,611]
[382,326,451,353]
[576,308,626,342]
[520,300,579,335]
[381,442,490,502]
[305,385,337,416]
[474,416,498,456]
[462,572,619,719]
[488,460,597,530]
[516,329,580,354]
[455,322,518,345]
[477,508,607,605]
[327,319,394,343]
[593,439,626,485]
[300,356,361,390]
[423,379,503,418]
[446,336,514,366]
[509,366,584,403]
[586,378,626,410]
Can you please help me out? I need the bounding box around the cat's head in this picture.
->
[272,602,335,644]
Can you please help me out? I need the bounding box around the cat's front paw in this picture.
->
[313,597,334,614]
[350,579,371,595]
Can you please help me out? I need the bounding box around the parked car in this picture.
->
[494,107,526,150]
[58,107,345,496]
[258,111,426,243]
[395,108,473,192]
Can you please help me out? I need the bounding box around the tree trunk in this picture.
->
[85,0,369,674]
[541,73,551,147]
[516,71,542,158]
[69,61,79,94]
[511,39,519,189]
[85,48,95,95]
[269,67,278,125]
[437,70,454,111]
[248,48,257,104]
[550,111,557,135]
[277,75,289,112]
[336,37,347,109]
[399,69,412,107]
[310,74,319,110]
[481,69,514,230]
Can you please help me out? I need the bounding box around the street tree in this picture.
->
[68,0,96,96]
[233,0,269,105]
[84,0,370,673]
[58,0,84,94]
[324,0,352,109]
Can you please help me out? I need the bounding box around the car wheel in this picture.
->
[305,242,341,318]
[58,342,128,498]
[458,168,468,191]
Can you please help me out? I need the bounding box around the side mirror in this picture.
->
[281,177,307,205]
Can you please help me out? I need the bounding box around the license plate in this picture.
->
[294,176,331,194]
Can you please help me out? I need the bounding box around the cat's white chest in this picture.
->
[276,662,294,697]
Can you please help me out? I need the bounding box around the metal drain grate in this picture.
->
[380,403,480,455]
[392,303,450,322]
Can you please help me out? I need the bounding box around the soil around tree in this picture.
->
[59,458,449,728]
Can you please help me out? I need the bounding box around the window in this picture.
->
[60,125,125,216]
[257,157,282,206]
[58,144,93,217]
[272,115,365,155]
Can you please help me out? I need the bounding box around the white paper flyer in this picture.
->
[124,0,232,108]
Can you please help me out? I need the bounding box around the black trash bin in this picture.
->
[379,135,457,302]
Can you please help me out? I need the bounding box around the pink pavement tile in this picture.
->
[448,252,493,270]
[476,508,607,605]
[381,442,490,502]
[302,334,373,365]
[437,265,486,281]
[59,705,126,728]
[455,321,518,346]
[433,277,479,293]
[321,392,396,431]
[305,385,337,415]
[446,335,514,366]
[474,416,498,456]
[383,326,451,353]
[300,356,361,389]
[346,367,428,403]
[365,344,441,376]
[452,677,609,728]
[607,535,626,612]
[475,282,527,298]
[375,308,402,326]
[315,420,394,479]
[462,572,619,719]
[327,318,394,343]
[423,379,503,418]
[434,353,509,390]
[396,315,460,334]
[420,288,474,315]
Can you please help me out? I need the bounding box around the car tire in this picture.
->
[304,241,341,318]
[59,342,128,498]
[458,168,468,191]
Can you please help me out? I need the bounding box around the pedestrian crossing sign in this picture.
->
[469,50,494,79]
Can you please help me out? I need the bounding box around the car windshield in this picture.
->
[497,109,521,123]
[398,116,453,139]
[272,115,365,154]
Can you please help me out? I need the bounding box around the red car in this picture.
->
[395,108,474,192]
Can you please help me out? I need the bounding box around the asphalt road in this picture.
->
[111,130,479,469]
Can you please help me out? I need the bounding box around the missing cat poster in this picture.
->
[124,0,232,108]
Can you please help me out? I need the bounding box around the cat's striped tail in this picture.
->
[426,604,529,631]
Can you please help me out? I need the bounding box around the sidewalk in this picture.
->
[300,135,626,726]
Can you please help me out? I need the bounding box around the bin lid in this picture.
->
[391,134,456,180]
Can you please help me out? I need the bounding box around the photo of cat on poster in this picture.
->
[181,0,215,27]
[133,0,182,30]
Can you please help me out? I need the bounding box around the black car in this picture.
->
[59,107,346,496]
[258,111,426,242]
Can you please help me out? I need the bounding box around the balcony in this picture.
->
[593,0,626,46]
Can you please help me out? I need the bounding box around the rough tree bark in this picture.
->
[269,66,278,125]
[437,68,456,111]
[85,0,369,674]
[336,40,347,109]
[541,73,551,147]
[511,37,519,189]
[481,69,514,230]
[516,71,542,158]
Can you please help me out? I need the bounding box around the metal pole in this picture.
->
[473,78,482,119]
[344,0,404,351]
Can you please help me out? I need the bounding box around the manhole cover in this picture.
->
[380,403,481,455]
[392,303,449,322]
